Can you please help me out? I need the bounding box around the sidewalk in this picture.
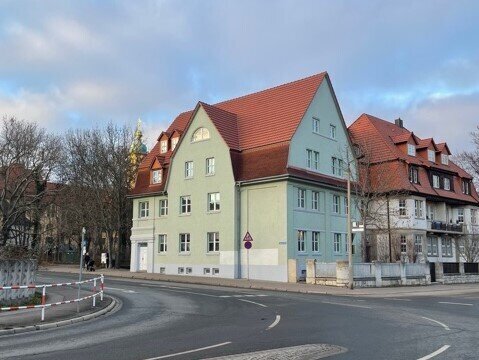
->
[41,264,479,298]
[0,285,113,331]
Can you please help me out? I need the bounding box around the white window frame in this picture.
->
[192,127,210,142]
[207,192,220,212]
[333,233,341,254]
[409,166,419,184]
[160,140,168,153]
[159,199,168,216]
[311,191,319,211]
[399,199,407,216]
[206,157,215,175]
[180,196,191,215]
[400,235,407,254]
[312,231,320,252]
[441,238,453,257]
[332,195,341,214]
[344,197,348,215]
[152,169,162,184]
[427,236,438,256]
[414,234,423,254]
[444,177,450,191]
[297,230,306,252]
[185,161,194,178]
[297,188,306,209]
[414,200,424,218]
[306,149,313,169]
[171,137,179,150]
[428,149,435,162]
[138,201,149,218]
[158,234,167,253]
[331,157,337,175]
[432,175,440,189]
[457,208,464,223]
[312,117,320,134]
[441,154,449,165]
[179,233,190,253]
[207,232,220,253]
[329,124,336,139]
[407,144,416,156]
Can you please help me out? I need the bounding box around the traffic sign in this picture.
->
[243,231,253,242]
[244,241,252,249]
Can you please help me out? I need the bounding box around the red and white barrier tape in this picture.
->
[0,292,101,312]
[0,276,102,290]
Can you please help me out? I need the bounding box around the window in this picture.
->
[159,199,168,216]
[462,180,471,195]
[212,268,220,275]
[152,169,162,184]
[399,199,407,216]
[331,157,343,176]
[160,267,166,274]
[441,238,453,257]
[180,196,191,214]
[312,231,320,252]
[427,204,435,220]
[330,125,336,139]
[179,233,190,253]
[333,233,342,253]
[185,161,194,178]
[206,157,215,175]
[186,267,193,274]
[400,235,407,254]
[178,267,185,274]
[457,208,464,223]
[158,234,167,253]
[441,154,449,165]
[414,200,424,218]
[297,188,306,208]
[428,150,435,162]
[207,232,219,252]
[138,201,149,218]
[409,166,419,184]
[171,137,179,150]
[306,150,320,170]
[344,197,349,215]
[160,140,168,153]
[312,118,320,133]
[407,144,416,156]
[414,235,423,253]
[471,209,477,225]
[208,192,220,212]
[311,191,319,211]
[432,175,440,189]
[444,178,451,191]
[192,127,210,142]
[427,236,438,256]
[297,230,306,252]
[332,195,341,214]
[203,268,211,275]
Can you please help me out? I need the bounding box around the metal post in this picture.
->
[41,286,46,322]
[247,249,250,280]
[77,227,86,313]
[93,278,96,307]
[348,167,354,290]
[100,274,104,301]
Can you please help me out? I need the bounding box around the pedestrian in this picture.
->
[84,252,90,269]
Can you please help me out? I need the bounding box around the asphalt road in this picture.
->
[1,272,478,359]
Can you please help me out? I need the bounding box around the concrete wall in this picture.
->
[0,260,37,302]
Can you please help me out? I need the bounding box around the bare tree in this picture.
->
[0,117,61,248]
[456,233,479,263]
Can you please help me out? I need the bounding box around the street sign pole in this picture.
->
[243,232,253,281]
[77,227,86,313]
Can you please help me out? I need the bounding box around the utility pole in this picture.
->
[347,165,354,290]
[77,227,86,313]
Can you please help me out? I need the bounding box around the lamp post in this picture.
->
[347,167,353,290]
[77,227,86,313]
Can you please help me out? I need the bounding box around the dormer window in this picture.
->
[407,144,416,156]
[441,154,449,165]
[462,180,471,195]
[152,169,162,184]
[427,150,435,162]
[171,137,179,150]
[160,140,168,153]
[192,127,210,142]
[409,166,419,184]
[432,175,440,188]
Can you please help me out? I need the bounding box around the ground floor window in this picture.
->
[400,235,407,254]
[207,232,220,252]
[297,230,306,252]
[414,234,423,253]
[312,231,320,252]
[179,233,190,253]
[158,234,167,253]
[333,233,342,254]
[427,236,438,256]
[441,238,453,257]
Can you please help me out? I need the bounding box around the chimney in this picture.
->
[395,117,404,128]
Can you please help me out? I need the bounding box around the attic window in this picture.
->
[407,144,416,156]
[192,127,210,142]
[171,137,179,150]
[427,150,435,162]
[160,140,168,154]
[152,169,162,184]
[441,154,449,165]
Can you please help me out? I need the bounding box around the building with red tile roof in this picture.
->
[129,73,362,282]
[349,114,479,267]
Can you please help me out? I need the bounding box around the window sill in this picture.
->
[297,253,308,256]
[205,173,215,177]
[185,177,194,180]
[158,253,167,256]
[179,213,191,217]
[206,252,219,256]
[293,208,325,214]
[207,210,221,214]
[178,253,191,256]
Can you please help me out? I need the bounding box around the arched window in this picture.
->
[192,127,210,142]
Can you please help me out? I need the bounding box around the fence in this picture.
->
[0,260,37,302]
[464,263,479,274]
[0,275,104,322]
[443,262,460,275]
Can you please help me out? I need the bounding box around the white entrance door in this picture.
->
[138,245,148,271]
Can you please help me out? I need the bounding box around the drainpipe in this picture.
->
[387,195,392,262]
[235,182,242,279]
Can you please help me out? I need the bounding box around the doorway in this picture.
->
[138,244,148,271]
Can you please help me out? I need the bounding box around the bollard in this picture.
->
[100,274,104,301]
[41,286,46,322]
[93,278,97,307]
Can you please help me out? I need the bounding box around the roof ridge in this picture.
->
[213,72,327,107]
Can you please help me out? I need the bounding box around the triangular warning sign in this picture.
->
[243,231,253,242]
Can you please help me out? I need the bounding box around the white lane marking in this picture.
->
[385,298,411,302]
[321,301,372,309]
[140,284,184,289]
[438,301,473,306]
[417,345,450,360]
[238,299,268,308]
[219,294,268,298]
[144,342,232,360]
[267,315,281,330]
[105,287,138,294]
[160,288,219,298]
[420,316,450,331]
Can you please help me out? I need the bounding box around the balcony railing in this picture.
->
[427,220,463,233]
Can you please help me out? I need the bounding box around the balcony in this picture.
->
[427,220,463,234]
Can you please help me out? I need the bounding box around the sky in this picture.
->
[0,0,478,153]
